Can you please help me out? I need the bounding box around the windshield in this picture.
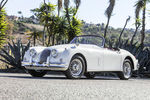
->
[70,35,104,47]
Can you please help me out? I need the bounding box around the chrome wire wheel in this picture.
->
[117,59,132,80]
[70,59,83,76]
[65,55,85,79]
[123,61,132,79]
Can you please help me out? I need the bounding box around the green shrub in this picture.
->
[0,9,7,48]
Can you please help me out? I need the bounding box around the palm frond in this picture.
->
[135,0,144,20]
[105,0,115,18]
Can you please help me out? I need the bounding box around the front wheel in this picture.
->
[65,55,85,79]
[28,70,47,77]
[117,59,132,80]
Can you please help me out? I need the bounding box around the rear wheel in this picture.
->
[84,72,96,79]
[117,59,132,80]
[28,70,47,77]
[65,55,85,79]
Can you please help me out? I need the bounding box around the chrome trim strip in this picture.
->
[24,66,67,71]
[22,61,68,71]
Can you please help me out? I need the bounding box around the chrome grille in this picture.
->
[39,49,51,64]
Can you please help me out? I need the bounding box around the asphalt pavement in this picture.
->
[0,73,150,100]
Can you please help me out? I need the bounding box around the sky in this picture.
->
[5,0,150,29]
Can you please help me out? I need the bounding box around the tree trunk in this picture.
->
[104,18,110,39]
[47,34,51,46]
[43,25,46,46]
[47,26,51,46]
[68,31,75,43]
[52,34,55,45]
[140,3,146,47]
[130,24,140,45]
[118,17,130,46]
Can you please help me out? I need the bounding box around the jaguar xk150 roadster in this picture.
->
[22,35,139,79]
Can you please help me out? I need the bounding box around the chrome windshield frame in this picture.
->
[70,35,105,47]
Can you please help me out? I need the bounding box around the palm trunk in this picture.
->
[43,25,46,46]
[48,35,51,46]
[130,24,140,45]
[118,17,130,46]
[52,34,55,45]
[140,3,146,47]
[46,26,51,46]
[104,17,110,39]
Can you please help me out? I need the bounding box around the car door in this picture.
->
[103,48,122,71]
[86,45,104,71]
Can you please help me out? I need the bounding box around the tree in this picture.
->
[64,0,82,42]
[135,0,150,47]
[28,28,43,46]
[31,2,56,46]
[18,11,22,15]
[18,11,24,21]
[46,16,67,46]
[32,2,68,46]
[104,0,115,39]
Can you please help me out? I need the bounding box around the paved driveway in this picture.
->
[0,73,149,100]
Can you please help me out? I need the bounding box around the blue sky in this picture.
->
[5,0,150,29]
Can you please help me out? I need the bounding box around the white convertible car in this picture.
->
[22,35,139,80]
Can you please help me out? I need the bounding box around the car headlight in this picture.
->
[51,49,58,58]
[29,49,37,58]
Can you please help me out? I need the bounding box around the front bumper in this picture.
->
[22,61,68,71]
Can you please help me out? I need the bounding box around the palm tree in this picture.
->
[104,0,115,39]
[18,11,23,21]
[135,0,150,47]
[28,28,42,46]
[18,11,22,15]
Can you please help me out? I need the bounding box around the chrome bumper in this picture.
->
[22,61,68,71]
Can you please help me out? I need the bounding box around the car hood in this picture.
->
[48,44,76,49]
[47,44,99,50]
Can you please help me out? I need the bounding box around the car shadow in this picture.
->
[0,74,122,80]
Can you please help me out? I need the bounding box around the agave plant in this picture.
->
[0,40,30,70]
[108,37,150,75]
